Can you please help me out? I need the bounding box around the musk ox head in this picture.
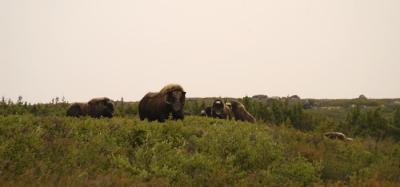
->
[212,99,225,115]
[161,84,186,112]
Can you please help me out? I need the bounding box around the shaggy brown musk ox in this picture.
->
[230,101,256,123]
[139,84,186,122]
[87,97,114,118]
[66,97,114,118]
[211,99,232,120]
[66,103,88,117]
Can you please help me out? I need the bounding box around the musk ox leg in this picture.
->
[139,113,146,121]
[104,113,113,118]
[172,112,184,120]
[172,115,184,120]
[157,117,166,123]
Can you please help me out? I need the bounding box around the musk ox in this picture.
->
[66,97,114,118]
[324,132,353,142]
[87,97,115,118]
[211,99,232,120]
[66,103,88,117]
[230,101,256,123]
[139,84,186,122]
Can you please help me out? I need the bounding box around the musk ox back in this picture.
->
[66,97,114,118]
[139,84,186,122]
[66,103,88,117]
[87,97,114,118]
[324,132,353,142]
[230,101,256,123]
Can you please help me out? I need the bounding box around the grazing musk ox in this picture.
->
[211,99,232,120]
[139,84,186,122]
[66,97,114,118]
[230,101,256,123]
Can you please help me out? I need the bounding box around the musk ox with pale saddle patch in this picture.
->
[230,101,256,123]
[66,97,114,118]
[324,132,353,141]
[139,84,186,122]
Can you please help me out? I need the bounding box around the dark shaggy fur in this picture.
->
[66,103,88,117]
[230,101,256,123]
[211,99,232,120]
[139,84,186,122]
[66,97,114,118]
[87,97,115,118]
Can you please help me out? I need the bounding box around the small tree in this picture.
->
[242,96,251,109]
[200,100,206,110]
[345,105,366,136]
[367,108,388,141]
[120,97,125,117]
[271,99,286,125]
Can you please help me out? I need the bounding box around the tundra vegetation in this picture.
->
[0,96,399,186]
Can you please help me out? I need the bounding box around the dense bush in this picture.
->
[0,97,399,186]
[0,115,399,186]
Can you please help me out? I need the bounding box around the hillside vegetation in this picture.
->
[0,97,399,186]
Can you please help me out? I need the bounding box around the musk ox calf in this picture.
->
[211,99,232,120]
[230,101,256,123]
[139,84,186,122]
[324,132,353,142]
[200,106,212,117]
[66,97,114,118]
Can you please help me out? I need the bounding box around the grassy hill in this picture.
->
[0,115,399,186]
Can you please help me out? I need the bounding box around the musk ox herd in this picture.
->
[66,84,256,123]
[199,99,256,123]
[65,83,353,141]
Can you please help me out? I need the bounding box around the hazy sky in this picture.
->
[1,0,399,103]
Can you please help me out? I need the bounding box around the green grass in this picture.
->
[0,115,399,186]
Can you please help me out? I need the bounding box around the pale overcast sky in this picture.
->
[1,0,399,103]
